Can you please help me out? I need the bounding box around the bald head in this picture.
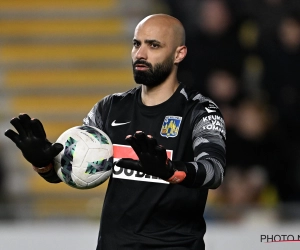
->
[135,14,186,48]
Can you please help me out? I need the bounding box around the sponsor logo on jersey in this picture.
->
[204,101,218,114]
[205,107,216,113]
[111,120,131,126]
[160,116,182,138]
[112,144,172,184]
[202,115,226,138]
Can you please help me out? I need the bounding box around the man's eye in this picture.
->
[133,41,140,47]
[151,44,159,48]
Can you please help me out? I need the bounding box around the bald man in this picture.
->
[5,14,226,250]
[131,14,187,104]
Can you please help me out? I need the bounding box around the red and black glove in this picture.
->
[4,113,63,169]
[116,132,186,183]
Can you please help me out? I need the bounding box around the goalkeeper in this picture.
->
[5,14,226,250]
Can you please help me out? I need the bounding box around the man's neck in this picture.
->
[141,80,179,106]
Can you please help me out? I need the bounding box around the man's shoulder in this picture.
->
[181,85,218,107]
[99,87,139,108]
[181,85,223,120]
[105,87,139,102]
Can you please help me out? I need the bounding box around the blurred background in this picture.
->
[0,0,299,249]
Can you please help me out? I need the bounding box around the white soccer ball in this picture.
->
[53,125,113,189]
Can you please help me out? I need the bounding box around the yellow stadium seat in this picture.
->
[1,44,129,63]
[9,94,107,114]
[0,0,117,11]
[0,19,124,37]
[4,68,134,89]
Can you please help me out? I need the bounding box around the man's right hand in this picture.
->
[4,113,63,168]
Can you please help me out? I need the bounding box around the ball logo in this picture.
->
[79,125,110,144]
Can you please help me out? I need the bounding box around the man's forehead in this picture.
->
[134,23,171,41]
[133,15,185,46]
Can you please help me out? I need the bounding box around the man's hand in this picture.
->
[116,131,176,180]
[4,113,63,168]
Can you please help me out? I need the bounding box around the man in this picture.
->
[5,14,226,249]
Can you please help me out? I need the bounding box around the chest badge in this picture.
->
[160,116,182,138]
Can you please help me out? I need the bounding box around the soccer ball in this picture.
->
[53,125,113,189]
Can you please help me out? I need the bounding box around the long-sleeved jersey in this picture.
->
[82,83,226,250]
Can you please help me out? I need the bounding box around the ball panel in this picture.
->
[87,169,112,188]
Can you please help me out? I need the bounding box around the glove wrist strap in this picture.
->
[167,171,186,184]
[32,163,53,174]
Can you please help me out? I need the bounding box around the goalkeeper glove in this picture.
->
[4,113,63,169]
[116,131,187,183]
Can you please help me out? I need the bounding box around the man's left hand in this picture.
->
[115,131,175,180]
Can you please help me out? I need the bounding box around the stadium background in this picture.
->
[0,0,299,249]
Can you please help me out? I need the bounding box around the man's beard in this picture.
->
[132,57,174,87]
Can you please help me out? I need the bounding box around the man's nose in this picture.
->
[135,45,147,60]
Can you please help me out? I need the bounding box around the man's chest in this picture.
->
[105,103,188,152]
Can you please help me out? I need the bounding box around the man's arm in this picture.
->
[117,108,226,189]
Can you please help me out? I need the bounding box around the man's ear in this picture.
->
[174,45,187,64]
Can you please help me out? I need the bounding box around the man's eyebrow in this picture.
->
[145,39,161,44]
[132,38,140,43]
[133,38,162,44]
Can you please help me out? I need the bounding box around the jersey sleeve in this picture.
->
[179,102,226,189]
[83,94,112,130]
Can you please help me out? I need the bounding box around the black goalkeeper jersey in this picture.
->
[83,83,226,250]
